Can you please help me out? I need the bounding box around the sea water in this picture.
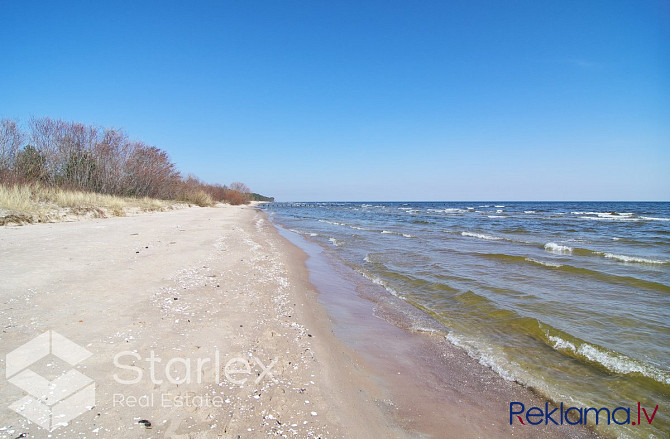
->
[261,201,669,438]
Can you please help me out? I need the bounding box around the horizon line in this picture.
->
[268,200,670,203]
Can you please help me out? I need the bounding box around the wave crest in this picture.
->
[462,231,502,241]
[600,252,666,265]
[547,335,670,385]
[544,242,573,254]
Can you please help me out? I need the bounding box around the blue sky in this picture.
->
[1,0,668,201]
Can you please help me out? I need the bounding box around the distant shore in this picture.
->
[0,205,601,438]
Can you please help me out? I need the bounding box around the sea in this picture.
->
[261,201,669,439]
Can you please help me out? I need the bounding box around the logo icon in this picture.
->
[5,331,94,430]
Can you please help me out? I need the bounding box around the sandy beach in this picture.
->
[2,1,665,437]
[0,205,601,438]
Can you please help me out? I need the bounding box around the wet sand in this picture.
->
[277,225,602,439]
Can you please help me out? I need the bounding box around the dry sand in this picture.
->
[0,205,396,438]
[0,205,601,438]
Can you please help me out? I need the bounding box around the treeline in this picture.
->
[250,193,275,202]
[0,117,259,206]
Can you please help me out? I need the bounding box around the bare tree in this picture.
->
[60,122,99,189]
[0,119,24,178]
[92,128,131,194]
[225,182,251,205]
[124,142,181,198]
[229,181,250,193]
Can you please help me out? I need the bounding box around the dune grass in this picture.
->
[0,183,176,225]
[177,188,214,207]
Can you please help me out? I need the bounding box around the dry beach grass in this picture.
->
[0,183,179,225]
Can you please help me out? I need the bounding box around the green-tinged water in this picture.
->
[262,202,670,438]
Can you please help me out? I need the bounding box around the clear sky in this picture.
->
[1,0,668,201]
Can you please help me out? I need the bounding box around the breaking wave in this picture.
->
[547,334,670,385]
[462,231,502,241]
[544,242,573,254]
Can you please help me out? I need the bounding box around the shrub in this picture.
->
[178,188,213,207]
[0,117,261,207]
[16,145,47,182]
[224,189,250,205]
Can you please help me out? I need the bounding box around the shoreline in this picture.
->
[0,205,601,438]
[268,213,603,439]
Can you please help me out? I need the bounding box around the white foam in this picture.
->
[487,215,506,219]
[318,219,346,226]
[412,326,443,335]
[445,332,517,382]
[461,232,503,241]
[525,258,562,268]
[579,216,640,222]
[575,212,641,222]
[445,332,569,407]
[427,208,465,214]
[544,242,573,254]
[524,210,536,214]
[494,205,505,208]
[549,335,670,385]
[357,270,402,298]
[380,230,414,238]
[496,209,503,213]
[572,211,634,217]
[462,231,502,241]
[576,345,669,383]
[548,335,576,351]
[328,237,340,246]
[641,216,670,222]
[363,254,371,263]
[600,253,666,265]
